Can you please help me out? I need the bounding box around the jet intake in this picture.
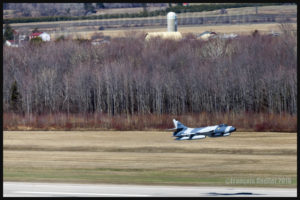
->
[212,132,223,137]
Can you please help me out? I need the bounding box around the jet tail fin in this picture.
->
[172,119,187,130]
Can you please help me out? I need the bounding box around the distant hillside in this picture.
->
[3,3,167,18]
[3,3,288,24]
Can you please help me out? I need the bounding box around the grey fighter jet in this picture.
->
[170,119,236,140]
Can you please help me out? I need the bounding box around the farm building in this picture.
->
[145,12,182,41]
[218,33,238,39]
[29,32,43,39]
[5,40,19,47]
[91,38,110,46]
[145,32,182,41]
[29,32,51,41]
[196,31,217,40]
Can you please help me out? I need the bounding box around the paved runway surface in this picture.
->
[4,182,296,197]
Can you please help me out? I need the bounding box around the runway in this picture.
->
[4,182,297,197]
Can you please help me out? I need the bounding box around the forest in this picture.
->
[4,3,162,17]
[3,25,297,131]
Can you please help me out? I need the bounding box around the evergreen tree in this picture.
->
[32,27,40,33]
[142,3,147,13]
[96,3,105,9]
[84,3,96,14]
[10,80,22,113]
[4,23,14,41]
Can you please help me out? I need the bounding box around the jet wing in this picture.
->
[191,129,214,137]
[194,126,218,135]
[166,128,177,131]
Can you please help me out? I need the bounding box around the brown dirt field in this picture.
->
[3,131,297,187]
[183,5,297,17]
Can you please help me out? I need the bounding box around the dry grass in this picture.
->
[179,5,297,17]
[3,9,15,18]
[4,112,297,132]
[3,131,297,187]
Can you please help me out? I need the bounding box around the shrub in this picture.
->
[30,36,43,45]
[55,35,65,42]
[3,23,14,41]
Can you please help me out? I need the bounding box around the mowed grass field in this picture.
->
[3,131,296,187]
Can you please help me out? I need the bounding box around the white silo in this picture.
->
[167,12,177,32]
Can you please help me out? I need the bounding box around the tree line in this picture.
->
[3,27,297,120]
[4,3,150,18]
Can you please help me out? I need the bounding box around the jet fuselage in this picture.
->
[171,119,236,140]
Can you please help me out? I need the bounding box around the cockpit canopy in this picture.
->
[218,124,228,127]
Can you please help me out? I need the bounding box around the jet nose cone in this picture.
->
[230,127,236,132]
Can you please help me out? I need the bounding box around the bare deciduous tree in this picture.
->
[3,28,297,119]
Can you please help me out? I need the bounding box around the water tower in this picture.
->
[167,12,177,32]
